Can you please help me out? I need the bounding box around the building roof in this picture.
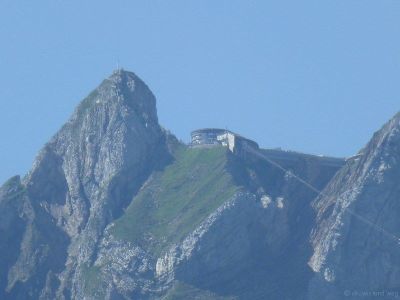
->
[190,128,259,148]
[191,128,228,134]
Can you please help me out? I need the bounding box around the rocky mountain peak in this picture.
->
[308,111,400,298]
[366,111,400,161]
[66,68,158,129]
[109,69,156,112]
[1,69,175,299]
[2,68,399,299]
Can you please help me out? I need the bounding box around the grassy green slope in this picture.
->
[111,146,239,256]
[161,281,237,300]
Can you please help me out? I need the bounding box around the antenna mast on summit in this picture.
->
[116,59,121,71]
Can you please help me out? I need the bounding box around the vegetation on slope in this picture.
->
[161,281,237,300]
[111,146,239,256]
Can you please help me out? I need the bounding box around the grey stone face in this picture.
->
[308,113,400,299]
[0,70,172,299]
[0,69,398,300]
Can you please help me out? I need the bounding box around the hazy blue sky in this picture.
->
[1,1,399,183]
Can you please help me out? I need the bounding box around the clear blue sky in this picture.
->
[1,1,399,183]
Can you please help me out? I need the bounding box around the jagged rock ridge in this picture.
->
[308,112,400,299]
[1,68,398,300]
[0,69,174,299]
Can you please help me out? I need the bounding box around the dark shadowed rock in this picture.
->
[5,68,397,300]
[0,69,174,299]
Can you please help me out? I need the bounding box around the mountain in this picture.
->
[0,69,397,299]
[308,113,400,299]
[0,69,173,299]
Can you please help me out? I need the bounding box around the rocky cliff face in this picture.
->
[89,148,341,299]
[2,68,396,300]
[308,113,400,299]
[0,69,173,299]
